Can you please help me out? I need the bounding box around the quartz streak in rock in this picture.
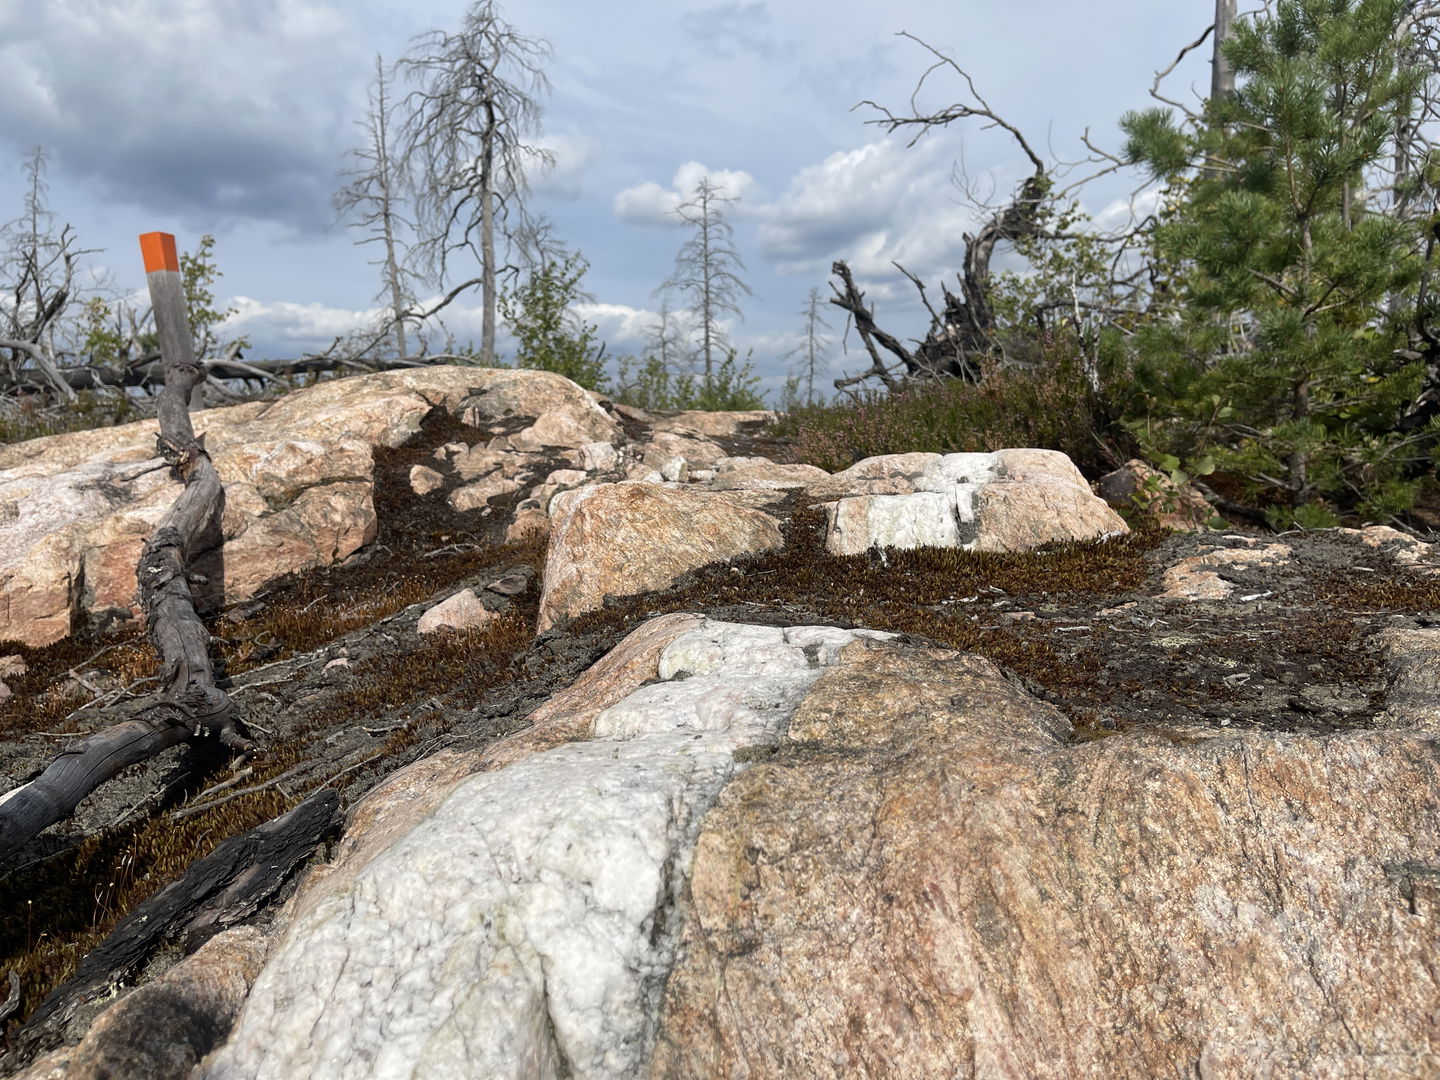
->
[206,619,891,1080]
[537,483,784,632]
[652,635,1440,1079]
[820,449,1127,555]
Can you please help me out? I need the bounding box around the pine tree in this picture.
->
[1121,0,1431,523]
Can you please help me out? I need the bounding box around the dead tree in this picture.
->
[0,236,251,866]
[0,149,86,403]
[830,33,1056,396]
[335,54,419,362]
[397,0,555,366]
[658,177,753,387]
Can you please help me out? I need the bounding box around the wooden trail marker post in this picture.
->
[0,233,250,866]
[139,231,202,412]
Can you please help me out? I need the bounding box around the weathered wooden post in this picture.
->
[0,233,249,865]
[140,231,203,411]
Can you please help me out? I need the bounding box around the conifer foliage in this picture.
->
[1121,0,1436,524]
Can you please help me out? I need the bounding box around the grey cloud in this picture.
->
[0,1,367,233]
[679,2,791,61]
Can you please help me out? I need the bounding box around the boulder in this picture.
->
[650,410,775,438]
[205,618,891,1080]
[578,441,619,473]
[504,503,550,543]
[457,369,620,450]
[448,473,522,513]
[450,446,512,482]
[537,483,785,632]
[816,449,1128,556]
[0,366,532,647]
[1097,458,1217,531]
[408,464,444,496]
[708,462,829,491]
[640,431,728,470]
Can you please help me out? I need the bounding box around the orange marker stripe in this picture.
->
[139,232,179,273]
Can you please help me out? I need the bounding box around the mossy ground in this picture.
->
[2,409,1438,1052]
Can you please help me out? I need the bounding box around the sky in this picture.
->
[0,0,1218,404]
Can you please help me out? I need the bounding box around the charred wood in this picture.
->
[7,791,338,1067]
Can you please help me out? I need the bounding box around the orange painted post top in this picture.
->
[139,231,179,273]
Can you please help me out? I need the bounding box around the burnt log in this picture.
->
[8,791,338,1066]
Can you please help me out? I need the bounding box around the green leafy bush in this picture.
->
[499,251,606,390]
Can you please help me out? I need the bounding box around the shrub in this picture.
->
[776,333,1120,475]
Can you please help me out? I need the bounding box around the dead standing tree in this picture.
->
[658,176,753,389]
[0,148,86,404]
[828,32,1054,397]
[0,233,250,865]
[397,0,555,366]
[334,54,420,362]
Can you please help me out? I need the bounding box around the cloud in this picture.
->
[679,3,792,61]
[0,0,368,233]
[224,295,378,345]
[756,138,990,296]
[528,132,598,201]
[574,302,658,351]
[1092,186,1162,232]
[613,161,757,227]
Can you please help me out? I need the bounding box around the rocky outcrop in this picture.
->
[457,369,620,451]
[205,619,892,1080]
[536,483,785,632]
[648,633,1440,1078]
[12,367,1440,1080]
[815,449,1128,555]
[0,367,619,647]
[188,619,1440,1080]
[1160,537,1295,601]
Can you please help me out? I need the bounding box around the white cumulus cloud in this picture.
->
[613,160,757,227]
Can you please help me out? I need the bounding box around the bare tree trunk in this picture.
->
[374,60,409,362]
[699,183,714,385]
[1203,0,1239,183]
[481,99,498,366]
[1211,0,1237,104]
